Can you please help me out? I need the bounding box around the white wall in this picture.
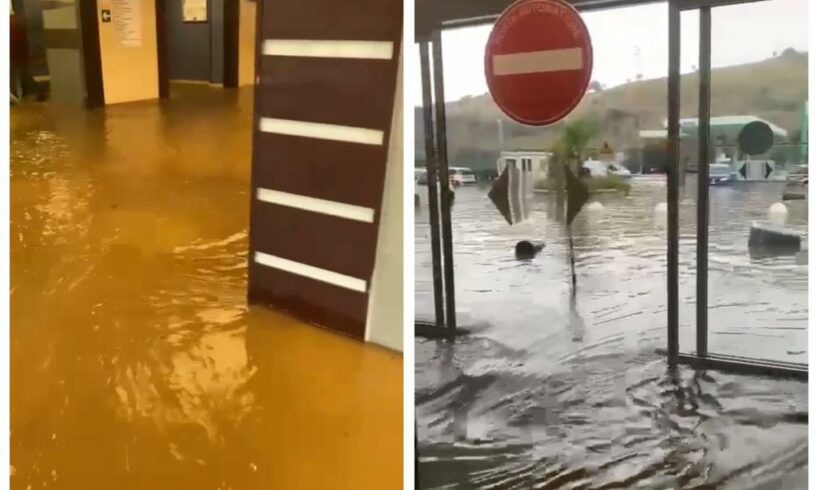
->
[366,47,403,352]
[97,0,159,104]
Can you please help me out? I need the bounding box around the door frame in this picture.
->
[155,0,241,97]
[664,0,806,379]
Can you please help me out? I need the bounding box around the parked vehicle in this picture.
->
[582,160,632,179]
[783,164,808,200]
[448,167,477,186]
[708,163,736,185]
[414,168,455,207]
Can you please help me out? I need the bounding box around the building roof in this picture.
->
[641,115,790,140]
[676,115,788,137]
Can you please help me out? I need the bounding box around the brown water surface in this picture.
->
[10,86,402,489]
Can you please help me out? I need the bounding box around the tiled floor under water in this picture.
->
[10,86,402,489]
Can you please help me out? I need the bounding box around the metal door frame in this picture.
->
[664,0,806,379]
[416,0,807,379]
[417,33,457,339]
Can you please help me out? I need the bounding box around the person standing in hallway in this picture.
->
[10,5,45,102]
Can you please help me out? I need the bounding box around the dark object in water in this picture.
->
[515,240,545,259]
[748,221,801,250]
[782,191,806,201]
[414,320,470,339]
[749,245,800,260]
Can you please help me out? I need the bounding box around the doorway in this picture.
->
[156,0,239,97]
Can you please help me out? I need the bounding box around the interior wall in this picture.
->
[237,0,256,86]
[97,0,159,104]
[366,46,404,352]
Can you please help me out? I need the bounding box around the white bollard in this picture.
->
[586,201,605,213]
[768,202,788,224]
[653,202,667,227]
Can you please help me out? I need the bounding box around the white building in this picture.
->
[497,150,552,183]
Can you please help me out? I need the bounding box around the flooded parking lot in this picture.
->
[415,180,807,488]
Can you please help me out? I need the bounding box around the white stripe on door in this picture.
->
[493,47,583,76]
[262,40,394,60]
[259,117,384,146]
[254,251,367,292]
[256,188,375,223]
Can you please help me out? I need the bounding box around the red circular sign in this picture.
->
[485,0,593,126]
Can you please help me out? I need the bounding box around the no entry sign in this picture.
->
[485,0,593,126]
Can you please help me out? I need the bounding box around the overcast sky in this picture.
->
[411,0,808,103]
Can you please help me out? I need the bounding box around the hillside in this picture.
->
[415,51,807,170]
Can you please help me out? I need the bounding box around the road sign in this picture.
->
[489,163,531,225]
[738,121,773,155]
[484,0,593,126]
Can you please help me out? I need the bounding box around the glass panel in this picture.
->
[707,0,808,363]
[413,42,440,325]
[677,9,701,355]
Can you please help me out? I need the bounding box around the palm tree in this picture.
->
[549,118,598,179]
[546,119,598,221]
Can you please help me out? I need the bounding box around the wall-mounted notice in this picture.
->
[183,0,207,22]
[112,0,142,47]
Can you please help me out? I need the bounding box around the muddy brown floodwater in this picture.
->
[10,86,401,489]
[415,183,807,489]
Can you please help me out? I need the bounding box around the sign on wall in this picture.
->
[112,0,142,47]
[183,0,207,22]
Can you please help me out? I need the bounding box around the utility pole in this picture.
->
[497,119,505,152]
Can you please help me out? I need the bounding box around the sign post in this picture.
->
[485,0,593,337]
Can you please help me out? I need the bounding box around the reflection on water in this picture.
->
[10,86,401,489]
[415,182,807,488]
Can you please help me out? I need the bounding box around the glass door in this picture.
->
[668,0,808,370]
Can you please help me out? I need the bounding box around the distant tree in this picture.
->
[782,47,798,57]
[589,80,604,92]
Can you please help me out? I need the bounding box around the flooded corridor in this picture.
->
[10,86,402,489]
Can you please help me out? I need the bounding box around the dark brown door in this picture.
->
[247,0,402,339]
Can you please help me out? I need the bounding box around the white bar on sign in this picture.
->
[493,47,583,76]
[259,117,384,146]
[254,251,368,293]
[256,188,375,223]
[262,39,394,60]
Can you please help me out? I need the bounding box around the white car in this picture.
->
[448,167,477,186]
[582,159,632,178]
